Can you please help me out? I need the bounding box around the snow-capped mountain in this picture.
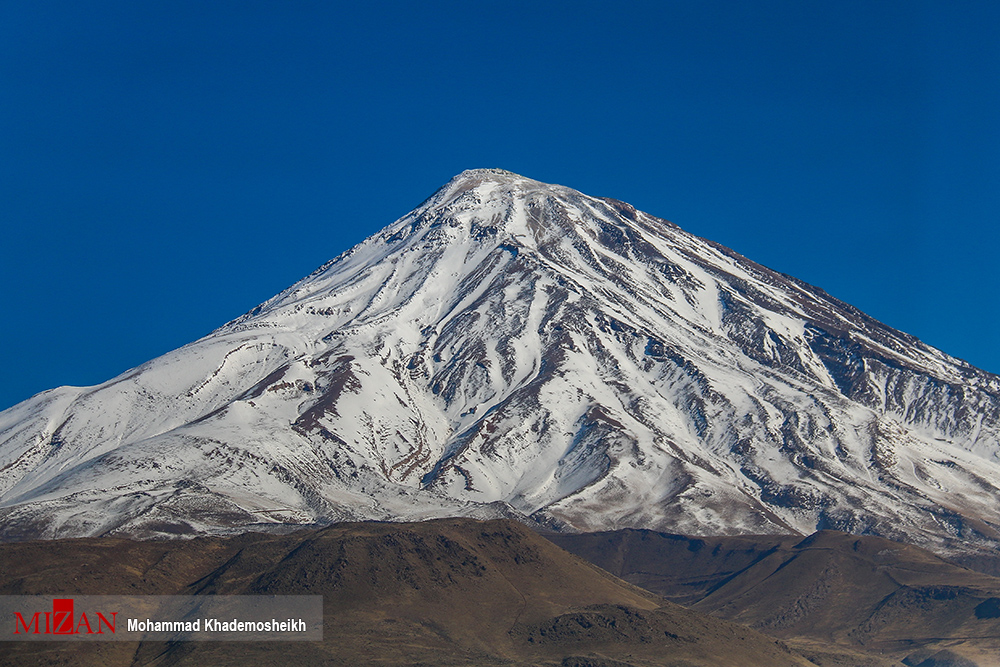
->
[1,169,998,560]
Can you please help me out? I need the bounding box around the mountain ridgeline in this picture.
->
[1,169,998,566]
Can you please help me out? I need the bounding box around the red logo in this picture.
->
[13,598,116,635]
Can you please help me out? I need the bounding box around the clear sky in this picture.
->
[2,1,998,411]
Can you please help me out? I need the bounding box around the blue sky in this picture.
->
[2,1,998,411]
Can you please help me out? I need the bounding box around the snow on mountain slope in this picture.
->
[1,169,999,560]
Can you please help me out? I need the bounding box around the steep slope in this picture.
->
[550,528,1000,666]
[0,518,814,667]
[1,169,998,563]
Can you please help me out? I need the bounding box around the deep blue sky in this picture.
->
[2,1,998,411]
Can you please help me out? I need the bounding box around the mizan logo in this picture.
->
[14,598,117,635]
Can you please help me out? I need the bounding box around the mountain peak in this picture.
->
[430,169,576,212]
[1,172,998,569]
[452,167,525,181]
[438,168,536,196]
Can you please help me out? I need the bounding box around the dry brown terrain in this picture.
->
[549,528,1000,666]
[0,519,814,667]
